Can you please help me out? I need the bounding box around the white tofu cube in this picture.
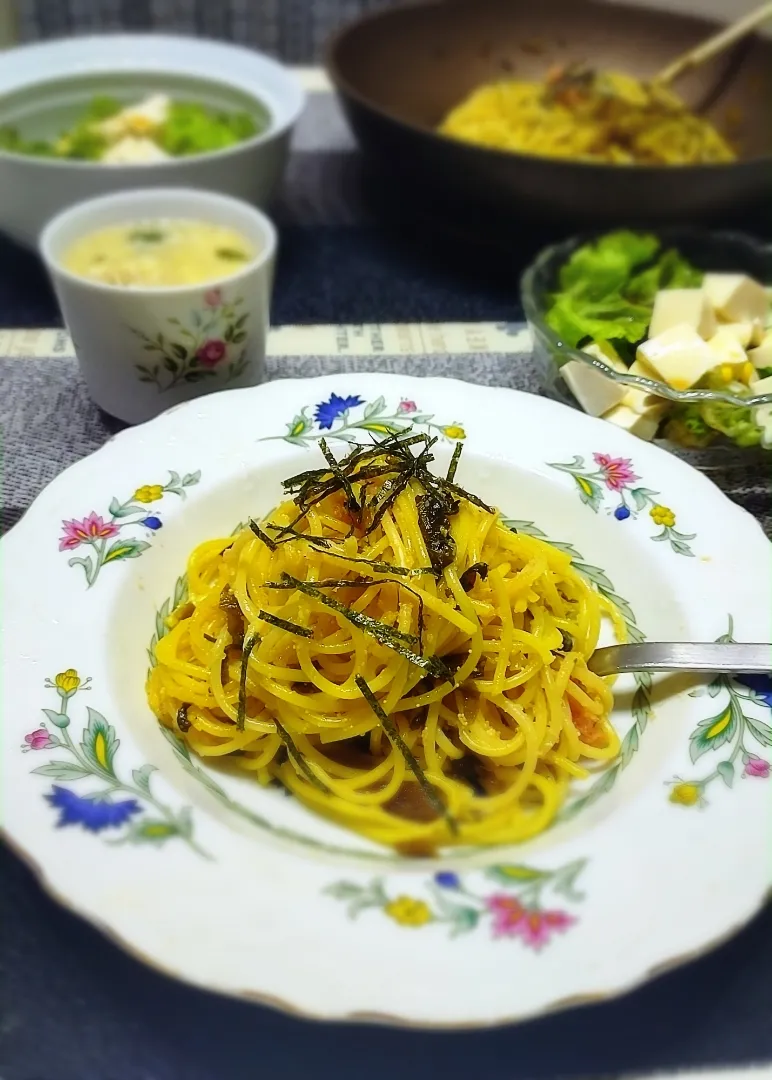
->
[749,374,772,397]
[703,272,768,324]
[649,288,716,340]
[602,404,660,441]
[622,359,669,419]
[715,321,763,348]
[748,331,772,369]
[706,327,749,366]
[561,349,627,417]
[96,94,171,141]
[637,323,718,391]
[101,136,170,164]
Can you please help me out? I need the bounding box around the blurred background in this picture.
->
[0,0,764,58]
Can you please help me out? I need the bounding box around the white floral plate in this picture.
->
[3,373,771,1027]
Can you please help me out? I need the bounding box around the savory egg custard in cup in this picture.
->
[40,186,277,423]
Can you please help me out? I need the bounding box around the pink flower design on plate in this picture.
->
[22,727,56,751]
[58,513,119,552]
[744,756,770,778]
[398,400,418,414]
[486,895,575,948]
[196,339,227,367]
[593,453,639,492]
[203,288,222,309]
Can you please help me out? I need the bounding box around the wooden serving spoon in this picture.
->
[654,0,772,89]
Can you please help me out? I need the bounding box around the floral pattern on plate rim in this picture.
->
[22,670,207,856]
[326,860,586,944]
[549,453,697,557]
[668,618,772,807]
[59,470,200,588]
[261,393,466,448]
[132,290,250,392]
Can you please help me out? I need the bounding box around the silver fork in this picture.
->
[588,641,772,677]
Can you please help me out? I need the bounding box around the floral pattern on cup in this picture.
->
[668,618,772,807]
[59,470,200,588]
[133,293,250,392]
[22,670,206,855]
[549,452,697,557]
[264,392,466,449]
[326,860,586,944]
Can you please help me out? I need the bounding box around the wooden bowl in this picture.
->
[326,0,772,229]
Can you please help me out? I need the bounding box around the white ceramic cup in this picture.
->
[40,187,277,424]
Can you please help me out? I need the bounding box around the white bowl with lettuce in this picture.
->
[523,229,772,458]
[0,34,305,248]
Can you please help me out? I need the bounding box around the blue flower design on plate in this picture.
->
[734,674,772,708]
[142,516,163,530]
[314,394,364,431]
[45,785,142,832]
[435,871,461,889]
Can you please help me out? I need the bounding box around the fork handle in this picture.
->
[588,641,772,677]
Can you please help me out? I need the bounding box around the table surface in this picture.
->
[1,88,771,1080]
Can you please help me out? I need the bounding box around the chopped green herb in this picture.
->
[215,246,249,261]
[129,229,165,243]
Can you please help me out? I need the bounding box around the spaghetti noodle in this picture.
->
[439,67,736,165]
[147,435,621,851]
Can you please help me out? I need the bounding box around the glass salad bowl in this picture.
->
[522,228,772,469]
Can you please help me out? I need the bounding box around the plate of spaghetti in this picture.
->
[3,373,771,1026]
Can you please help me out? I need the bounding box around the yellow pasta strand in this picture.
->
[147,461,620,853]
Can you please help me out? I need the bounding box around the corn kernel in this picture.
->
[742,362,755,384]
[719,364,733,383]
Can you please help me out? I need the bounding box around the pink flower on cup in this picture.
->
[744,756,770,778]
[58,513,119,552]
[22,727,56,751]
[593,452,639,492]
[203,288,222,308]
[486,895,575,948]
[398,400,418,414]
[196,339,227,368]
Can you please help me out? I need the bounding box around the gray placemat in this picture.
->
[2,351,770,538]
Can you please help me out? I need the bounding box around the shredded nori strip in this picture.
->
[282,572,450,680]
[459,562,489,592]
[249,520,278,550]
[257,609,313,637]
[176,704,191,732]
[203,633,216,643]
[446,441,463,483]
[416,489,456,574]
[273,719,329,792]
[558,629,574,653]
[319,437,361,517]
[450,755,488,797]
[355,675,457,834]
[219,586,245,648]
[265,575,426,651]
[236,630,260,731]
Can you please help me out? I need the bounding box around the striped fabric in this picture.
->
[13,0,395,61]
